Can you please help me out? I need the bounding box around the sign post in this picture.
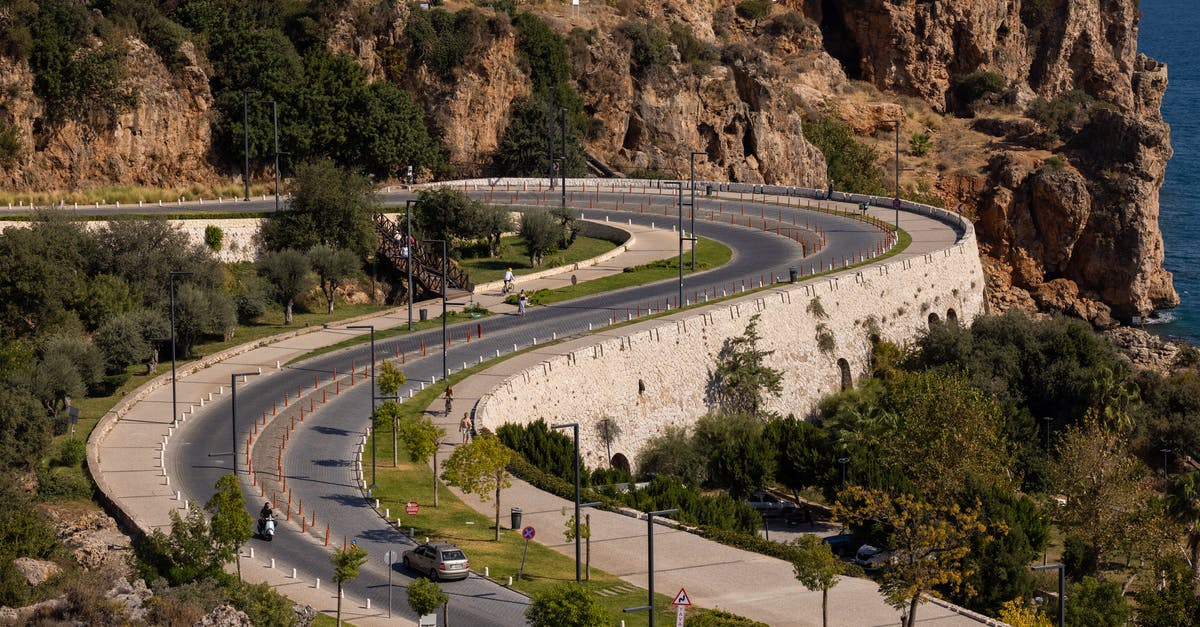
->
[384,550,396,618]
[518,526,536,580]
[406,501,419,515]
[673,588,692,627]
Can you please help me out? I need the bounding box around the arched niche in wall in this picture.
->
[611,453,631,476]
[928,312,941,328]
[946,308,958,325]
[837,358,852,391]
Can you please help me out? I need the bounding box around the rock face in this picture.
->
[11,558,60,586]
[194,604,254,627]
[0,0,1177,323]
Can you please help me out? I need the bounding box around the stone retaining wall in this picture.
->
[476,235,985,472]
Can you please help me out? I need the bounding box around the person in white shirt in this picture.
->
[503,268,514,293]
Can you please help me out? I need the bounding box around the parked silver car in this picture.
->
[402,542,470,581]
[853,544,893,571]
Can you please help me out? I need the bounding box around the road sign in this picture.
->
[672,588,691,606]
[892,197,901,209]
[384,550,396,565]
[522,526,536,540]
[406,501,419,515]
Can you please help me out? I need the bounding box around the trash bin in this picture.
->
[419,308,428,321]
[789,267,798,283]
[705,184,713,197]
[510,507,523,530]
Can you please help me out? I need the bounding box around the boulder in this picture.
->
[12,558,60,586]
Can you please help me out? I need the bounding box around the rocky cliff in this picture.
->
[0,0,1177,323]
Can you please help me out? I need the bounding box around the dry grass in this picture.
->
[0,183,277,208]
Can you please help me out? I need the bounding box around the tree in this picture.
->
[256,249,314,324]
[563,513,591,580]
[637,425,706,485]
[376,361,407,466]
[525,582,609,627]
[442,432,514,540]
[0,385,50,471]
[95,313,151,374]
[1136,559,1200,627]
[1067,576,1130,627]
[412,188,486,246]
[260,158,379,258]
[137,506,223,585]
[478,205,514,257]
[172,283,236,356]
[397,412,446,506]
[763,416,824,502]
[0,216,97,337]
[792,534,841,627]
[519,209,559,267]
[706,314,782,417]
[330,543,368,626]
[1049,418,1151,568]
[695,412,774,497]
[1165,471,1200,587]
[997,599,1052,627]
[595,417,622,466]
[548,206,580,249]
[407,577,447,619]
[308,244,359,314]
[802,115,887,195]
[205,473,253,580]
[834,486,987,627]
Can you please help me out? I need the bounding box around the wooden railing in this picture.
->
[372,214,473,297]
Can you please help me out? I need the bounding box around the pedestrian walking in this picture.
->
[517,290,527,315]
[444,386,453,415]
[460,412,471,444]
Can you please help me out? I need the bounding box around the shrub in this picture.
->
[225,579,298,626]
[497,419,590,485]
[685,609,770,626]
[1062,534,1099,581]
[203,225,224,251]
[802,115,887,195]
[622,21,671,76]
[952,71,1007,105]
[909,132,931,156]
[59,438,86,466]
[0,122,22,165]
[1027,90,1097,139]
[767,11,808,37]
[669,23,717,72]
[735,0,773,21]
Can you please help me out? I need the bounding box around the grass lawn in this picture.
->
[459,235,618,284]
[517,237,733,307]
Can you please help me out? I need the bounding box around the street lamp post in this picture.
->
[169,271,193,427]
[689,151,705,270]
[552,422,582,582]
[838,457,850,484]
[1032,563,1065,627]
[231,371,260,477]
[1042,416,1054,451]
[560,108,567,209]
[348,325,377,488]
[663,181,686,308]
[272,101,281,211]
[1162,448,1172,476]
[243,92,250,202]
[426,239,449,382]
[623,508,679,627]
[883,118,901,231]
[405,199,417,331]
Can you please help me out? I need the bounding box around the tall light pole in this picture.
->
[348,325,377,488]
[624,508,679,627]
[405,199,417,331]
[231,371,259,477]
[663,181,685,308]
[243,92,250,202]
[1042,416,1054,452]
[883,118,901,231]
[272,100,281,211]
[838,457,850,484]
[1032,563,1065,627]
[548,91,555,189]
[168,271,193,427]
[427,239,449,382]
[560,107,568,209]
[689,151,705,270]
[552,422,581,581]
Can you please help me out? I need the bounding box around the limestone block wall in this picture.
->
[476,236,984,473]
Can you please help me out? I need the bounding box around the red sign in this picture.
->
[672,588,691,607]
[522,526,536,540]
[406,501,419,515]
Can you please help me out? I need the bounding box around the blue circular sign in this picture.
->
[522,526,536,540]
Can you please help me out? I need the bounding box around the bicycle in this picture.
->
[502,279,514,294]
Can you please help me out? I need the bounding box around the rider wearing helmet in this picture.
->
[260,501,273,521]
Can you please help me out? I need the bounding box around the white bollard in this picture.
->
[513,344,517,352]
[219,386,224,395]
[588,323,593,331]
[270,558,275,569]
[250,548,255,559]
[292,568,296,579]
[495,349,500,357]
[176,491,181,501]
[276,361,281,369]
[340,589,344,599]
[425,537,429,543]
[164,475,169,484]
[508,576,513,586]
[484,566,489,577]
[375,499,380,509]
[366,599,371,610]
[533,337,537,345]
[315,578,320,590]
[409,390,414,399]
[184,500,189,511]
[385,508,390,519]
[420,382,425,390]
[257,367,262,374]
[552,332,557,340]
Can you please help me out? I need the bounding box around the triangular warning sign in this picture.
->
[672,588,691,606]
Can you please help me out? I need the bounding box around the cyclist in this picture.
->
[502,268,514,294]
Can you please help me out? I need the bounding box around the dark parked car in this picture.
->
[821,532,864,558]
[402,542,470,581]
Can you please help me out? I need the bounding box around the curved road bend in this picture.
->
[171,194,890,625]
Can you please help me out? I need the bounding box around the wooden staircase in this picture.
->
[373,214,473,299]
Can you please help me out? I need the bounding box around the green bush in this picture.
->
[802,115,887,195]
[0,122,22,165]
[908,132,931,156]
[497,419,590,485]
[1027,90,1097,139]
[735,0,773,21]
[203,225,224,252]
[669,23,717,72]
[225,579,299,626]
[59,438,86,467]
[37,465,94,500]
[952,70,1007,105]
[685,609,770,626]
[622,21,671,76]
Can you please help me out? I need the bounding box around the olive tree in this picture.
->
[308,244,360,314]
[205,473,253,580]
[442,432,513,540]
[256,249,314,324]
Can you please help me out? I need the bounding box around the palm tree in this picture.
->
[1166,471,1200,589]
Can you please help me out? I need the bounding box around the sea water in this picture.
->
[1140,0,1200,344]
